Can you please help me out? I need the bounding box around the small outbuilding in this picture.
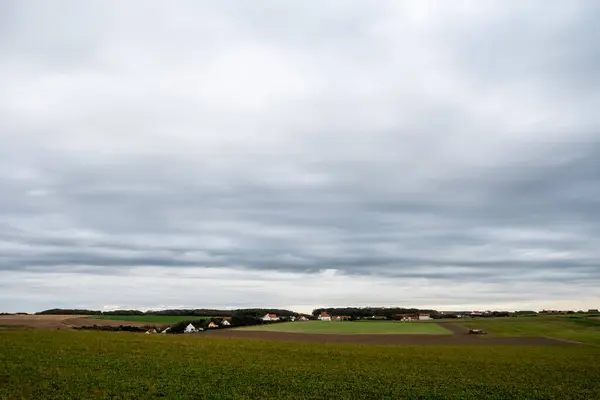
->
[184,323,197,333]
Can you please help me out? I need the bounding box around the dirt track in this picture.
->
[202,328,577,346]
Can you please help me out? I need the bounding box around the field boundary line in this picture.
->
[542,336,589,346]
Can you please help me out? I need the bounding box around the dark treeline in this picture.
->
[312,307,438,319]
[74,325,147,332]
[36,308,299,317]
[36,309,102,315]
[513,310,538,316]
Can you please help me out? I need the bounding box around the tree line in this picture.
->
[311,307,439,319]
[36,308,299,317]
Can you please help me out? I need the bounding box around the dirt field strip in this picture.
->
[0,315,152,330]
[62,317,151,328]
[203,329,578,346]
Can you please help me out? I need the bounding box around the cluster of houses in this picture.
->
[144,310,440,334]
[262,314,309,322]
[145,319,231,334]
[182,319,230,333]
[316,312,432,321]
[395,313,431,321]
[146,314,308,334]
[317,312,351,321]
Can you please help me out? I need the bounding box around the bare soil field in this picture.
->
[0,315,150,330]
[203,328,578,346]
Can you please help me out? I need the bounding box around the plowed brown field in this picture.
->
[0,315,149,329]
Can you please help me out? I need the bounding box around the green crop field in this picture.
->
[90,315,215,324]
[1,330,599,399]
[238,320,452,334]
[445,315,600,346]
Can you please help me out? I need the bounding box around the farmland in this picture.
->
[1,330,599,399]
[239,320,452,334]
[445,315,600,346]
[90,315,213,324]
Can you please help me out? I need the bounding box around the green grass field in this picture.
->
[238,320,452,334]
[1,330,599,399]
[446,315,600,346]
[90,315,215,324]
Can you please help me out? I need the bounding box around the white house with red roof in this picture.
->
[418,313,431,321]
[262,313,280,321]
[318,312,331,321]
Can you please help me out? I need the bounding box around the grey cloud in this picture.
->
[1,1,600,311]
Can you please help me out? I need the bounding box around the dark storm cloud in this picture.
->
[1,1,599,311]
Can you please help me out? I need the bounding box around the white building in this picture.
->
[418,314,431,321]
[262,313,280,321]
[318,312,331,321]
[184,323,197,333]
[221,319,231,326]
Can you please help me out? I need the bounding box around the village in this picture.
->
[161,311,434,334]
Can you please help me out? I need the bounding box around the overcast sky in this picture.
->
[1,1,599,313]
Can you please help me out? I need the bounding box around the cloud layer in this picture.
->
[1,1,599,312]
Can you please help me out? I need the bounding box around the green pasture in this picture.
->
[238,320,452,334]
[446,315,600,346]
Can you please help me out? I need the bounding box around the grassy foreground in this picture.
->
[90,315,212,323]
[239,320,452,334]
[447,315,600,346]
[1,330,600,399]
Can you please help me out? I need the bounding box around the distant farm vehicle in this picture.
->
[469,329,487,334]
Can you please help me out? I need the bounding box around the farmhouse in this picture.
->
[262,313,280,322]
[419,313,431,321]
[318,312,331,321]
[208,321,218,328]
[184,324,197,333]
[297,316,308,321]
[221,319,230,326]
